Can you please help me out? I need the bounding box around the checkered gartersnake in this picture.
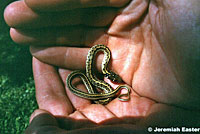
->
[66,44,131,104]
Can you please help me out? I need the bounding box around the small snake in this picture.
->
[66,44,131,104]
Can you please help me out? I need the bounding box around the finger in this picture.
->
[58,68,92,110]
[25,110,60,134]
[80,104,116,124]
[106,93,156,119]
[29,109,52,123]
[69,111,87,120]
[104,79,155,119]
[4,1,117,28]
[30,46,104,72]
[10,26,108,46]
[25,0,130,11]
[33,57,73,116]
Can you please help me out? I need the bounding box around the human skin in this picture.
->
[4,0,200,132]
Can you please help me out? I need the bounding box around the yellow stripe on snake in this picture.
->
[66,44,131,105]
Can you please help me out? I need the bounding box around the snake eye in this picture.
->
[105,73,109,78]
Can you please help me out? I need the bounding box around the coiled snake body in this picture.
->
[66,44,131,105]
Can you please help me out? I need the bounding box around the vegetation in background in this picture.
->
[0,1,38,133]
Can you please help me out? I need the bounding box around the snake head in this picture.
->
[105,71,122,83]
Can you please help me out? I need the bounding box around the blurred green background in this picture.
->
[0,1,38,133]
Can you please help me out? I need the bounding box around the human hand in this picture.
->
[4,0,200,109]
[25,58,200,134]
[4,0,200,132]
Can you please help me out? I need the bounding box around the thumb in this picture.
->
[25,109,60,134]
